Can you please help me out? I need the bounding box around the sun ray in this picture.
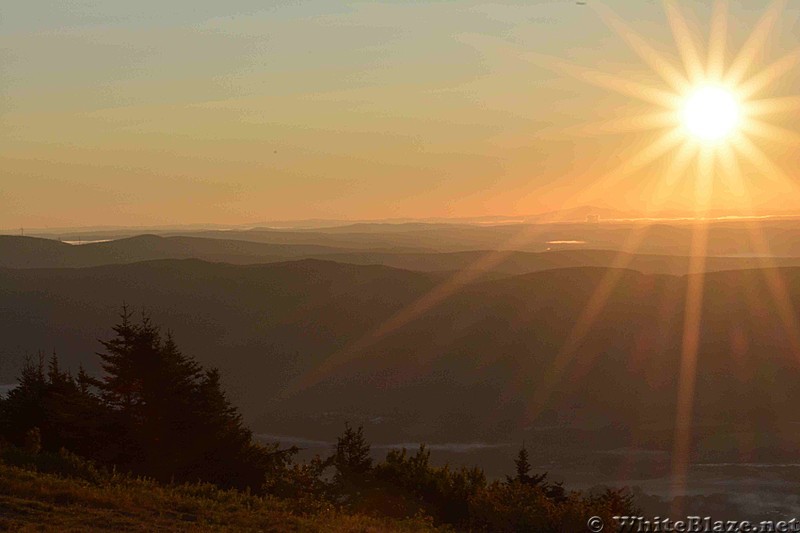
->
[740,118,800,145]
[717,144,800,361]
[650,140,698,206]
[574,111,677,136]
[520,140,696,424]
[478,0,800,511]
[670,146,714,513]
[688,149,792,473]
[523,246,648,423]
[716,143,743,196]
[663,0,706,83]
[294,220,578,390]
[299,0,800,470]
[706,0,729,82]
[731,133,800,193]
[571,128,685,207]
[743,96,800,117]
[592,2,691,93]
[504,139,696,414]
[525,52,682,108]
[737,48,800,99]
[293,266,484,389]
[724,0,787,86]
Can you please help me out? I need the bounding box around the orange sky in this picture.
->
[2,1,800,229]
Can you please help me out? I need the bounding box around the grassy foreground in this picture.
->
[0,462,442,532]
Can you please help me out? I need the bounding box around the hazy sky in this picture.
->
[3,1,800,228]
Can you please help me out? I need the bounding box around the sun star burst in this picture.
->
[524,0,800,217]
[510,0,800,514]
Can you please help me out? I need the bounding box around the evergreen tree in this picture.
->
[41,352,104,458]
[95,305,140,411]
[187,367,261,486]
[513,444,531,481]
[91,307,295,488]
[139,328,204,479]
[333,423,373,497]
[507,443,546,487]
[1,354,47,448]
[0,353,106,459]
[76,365,92,395]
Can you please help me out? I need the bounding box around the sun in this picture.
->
[465,0,800,517]
[509,0,800,512]
[462,0,800,515]
[681,85,741,143]
[510,0,800,215]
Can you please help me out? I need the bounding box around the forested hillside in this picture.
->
[0,312,635,531]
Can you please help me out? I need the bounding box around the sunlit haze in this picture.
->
[3,1,800,229]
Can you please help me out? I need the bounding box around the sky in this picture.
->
[2,0,800,229]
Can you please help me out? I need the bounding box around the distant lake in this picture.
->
[256,433,800,516]
[256,434,511,454]
[63,239,112,245]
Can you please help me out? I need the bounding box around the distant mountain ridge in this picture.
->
[6,234,800,275]
[13,218,800,257]
[12,204,800,236]
[0,235,348,269]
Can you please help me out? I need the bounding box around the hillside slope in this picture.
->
[3,259,800,457]
[0,462,438,532]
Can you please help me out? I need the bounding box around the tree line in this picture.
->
[0,308,636,531]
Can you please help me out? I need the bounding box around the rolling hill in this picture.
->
[3,258,800,469]
[0,235,349,269]
[156,219,800,256]
[7,235,800,276]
